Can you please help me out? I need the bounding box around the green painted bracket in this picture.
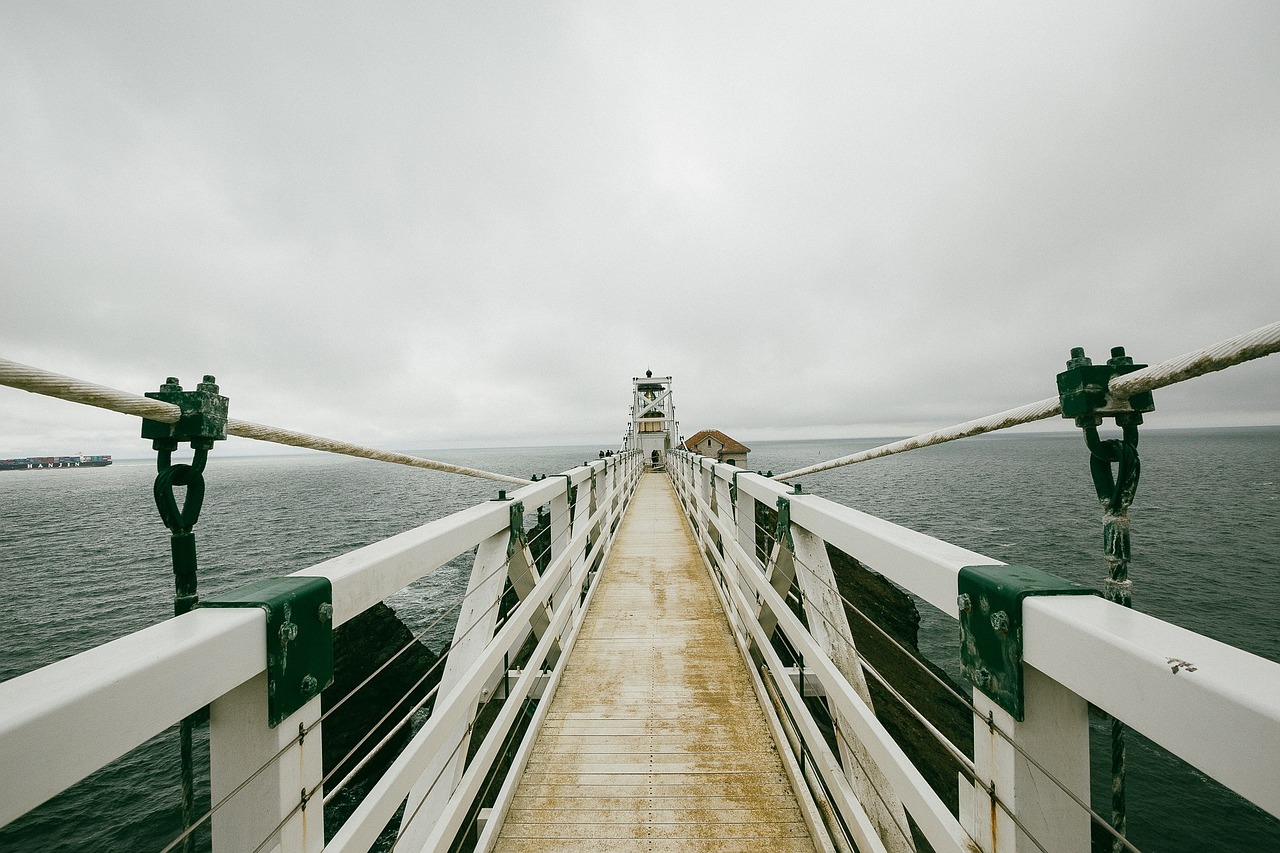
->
[774,496,794,553]
[730,470,750,505]
[553,474,577,525]
[958,565,1098,720]
[199,576,334,727]
[141,376,229,450]
[1056,347,1155,424]
[508,501,527,558]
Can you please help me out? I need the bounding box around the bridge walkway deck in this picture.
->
[492,472,818,853]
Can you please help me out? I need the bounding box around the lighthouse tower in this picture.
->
[626,370,676,469]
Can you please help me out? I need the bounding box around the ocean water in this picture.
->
[1,429,1276,851]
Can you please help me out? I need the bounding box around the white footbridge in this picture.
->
[1,322,1279,853]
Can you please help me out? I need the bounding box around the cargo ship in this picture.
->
[0,454,112,471]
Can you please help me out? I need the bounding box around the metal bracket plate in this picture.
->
[774,496,794,553]
[199,576,334,727]
[507,501,527,558]
[730,469,750,505]
[958,564,1097,720]
[1056,360,1155,421]
[141,379,229,447]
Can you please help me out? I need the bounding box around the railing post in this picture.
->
[712,466,734,556]
[209,686,323,853]
[547,476,576,618]
[967,673,1090,852]
[566,473,589,594]
[733,473,761,571]
[959,565,1094,852]
[697,459,712,514]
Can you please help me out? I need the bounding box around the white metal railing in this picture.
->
[667,449,1280,853]
[0,450,642,852]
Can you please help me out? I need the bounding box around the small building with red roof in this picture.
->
[682,429,750,467]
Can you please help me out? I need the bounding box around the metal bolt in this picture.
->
[957,593,972,613]
[197,375,219,393]
[793,483,803,494]
[300,675,318,696]
[1065,347,1091,369]
[160,377,183,392]
[318,602,333,623]
[1108,346,1133,367]
[976,668,991,687]
[991,610,1010,634]
[279,620,299,644]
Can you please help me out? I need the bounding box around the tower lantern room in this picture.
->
[626,370,676,468]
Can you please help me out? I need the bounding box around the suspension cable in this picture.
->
[774,320,1280,481]
[0,357,530,485]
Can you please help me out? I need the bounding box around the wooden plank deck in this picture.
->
[493,473,817,853]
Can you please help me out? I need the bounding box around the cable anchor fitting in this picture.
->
[1057,348,1149,848]
[140,375,227,853]
[1057,347,1154,526]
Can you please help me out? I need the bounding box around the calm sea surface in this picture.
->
[1,429,1277,851]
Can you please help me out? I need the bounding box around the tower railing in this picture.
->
[667,449,1280,853]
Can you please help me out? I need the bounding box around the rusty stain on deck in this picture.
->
[492,473,817,853]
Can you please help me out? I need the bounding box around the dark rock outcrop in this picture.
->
[826,545,973,816]
[322,603,441,840]
[754,501,973,816]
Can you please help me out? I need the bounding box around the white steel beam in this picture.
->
[210,679,323,853]
[1024,594,1280,818]
[791,526,916,853]
[294,478,565,627]
[0,608,262,828]
[968,673,1090,853]
[327,484,628,852]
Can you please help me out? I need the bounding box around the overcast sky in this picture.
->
[2,3,1278,459]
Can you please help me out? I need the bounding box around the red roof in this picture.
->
[682,429,750,454]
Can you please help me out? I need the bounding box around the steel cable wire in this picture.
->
[318,551,553,806]
[692,516,924,852]
[452,694,540,848]
[773,321,1280,482]
[386,685,513,851]
[245,570,534,853]
[0,357,530,485]
[318,491,626,849]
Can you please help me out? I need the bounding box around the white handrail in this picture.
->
[0,608,262,826]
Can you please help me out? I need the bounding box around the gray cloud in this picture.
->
[3,3,1278,459]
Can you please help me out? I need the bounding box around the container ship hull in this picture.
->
[0,455,112,471]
